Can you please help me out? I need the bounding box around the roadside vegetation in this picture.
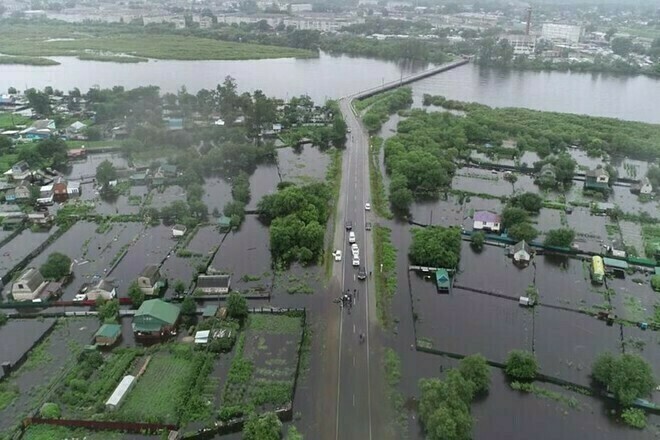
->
[358,87,412,133]
[373,226,397,327]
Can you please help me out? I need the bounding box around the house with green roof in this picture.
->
[436,269,451,292]
[217,215,232,231]
[95,323,122,347]
[132,299,180,342]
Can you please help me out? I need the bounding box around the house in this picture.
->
[37,184,53,205]
[537,163,557,186]
[86,279,117,301]
[435,269,450,292]
[130,173,147,186]
[137,265,163,296]
[20,119,56,140]
[166,118,183,131]
[95,323,122,347]
[202,305,219,319]
[3,161,31,181]
[52,177,68,203]
[11,268,47,301]
[603,257,629,278]
[584,167,610,191]
[111,125,129,139]
[66,121,87,139]
[106,375,136,410]
[41,281,62,299]
[28,211,52,226]
[510,240,533,264]
[67,148,87,160]
[151,169,165,186]
[172,224,187,237]
[14,183,32,201]
[473,211,501,233]
[196,274,231,294]
[3,189,16,203]
[67,181,81,197]
[631,177,653,195]
[159,164,177,178]
[217,215,232,231]
[132,299,181,341]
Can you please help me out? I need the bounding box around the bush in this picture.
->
[227,292,248,323]
[409,226,462,269]
[505,350,538,380]
[592,353,655,406]
[621,407,647,429]
[471,231,485,251]
[127,281,144,308]
[508,222,538,242]
[502,207,529,229]
[243,412,282,440]
[39,252,72,280]
[40,402,61,419]
[459,354,491,394]
[0,312,7,327]
[543,228,575,248]
[651,275,660,292]
[509,192,543,213]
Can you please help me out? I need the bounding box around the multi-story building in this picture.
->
[541,23,583,44]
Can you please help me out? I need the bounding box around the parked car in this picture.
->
[345,220,353,230]
[352,255,360,267]
[357,266,367,280]
[349,231,356,243]
[334,250,342,262]
[73,293,86,302]
[365,202,371,211]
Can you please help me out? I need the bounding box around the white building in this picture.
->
[541,23,583,44]
[288,3,313,13]
[505,35,536,55]
[12,268,47,301]
[106,375,136,410]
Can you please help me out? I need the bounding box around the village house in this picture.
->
[67,181,81,198]
[11,268,47,301]
[631,177,653,195]
[52,177,68,203]
[94,323,122,347]
[14,183,32,201]
[28,211,52,226]
[3,161,31,182]
[196,274,231,294]
[86,279,117,301]
[510,240,533,264]
[3,189,16,203]
[66,121,87,139]
[37,184,54,205]
[172,224,187,237]
[132,299,181,342]
[137,265,164,296]
[584,167,610,191]
[473,211,501,233]
[159,164,178,178]
[435,269,450,292]
[20,119,56,140]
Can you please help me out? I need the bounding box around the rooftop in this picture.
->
[95,323,122,339]
[135,299,180,325]
[474,211,500,223]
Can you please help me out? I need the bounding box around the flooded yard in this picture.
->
[148,185,187,210]
[64,153,128,180]
[0,228,59,285]
[608,276,658,323]
[0,319,55,379]
[202,178,232,215]
[246,164,280,211]
[277,146,330,183]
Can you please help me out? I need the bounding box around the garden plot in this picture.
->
[611,186,660,218]
[202,178,232,216]
[534,256,607,312]
[0,318,99,435]
[0,319,55,380]
[620,326,660,381]
[246,164,280,211]
[277,146,330,183]
[411,274,533,364]
[566,208,610,253]
[220,313,303,420]
[64,153,128,180]
[409,195,465,227]
[454,243,535,298]
[21,425,124,440]
[619,220,644,256]
[28,221,141,300]
[117,345,215,425]
[607,276,658,323]
[452,168,514,198]
[211,216,272,293]
[534,308,623,387]
[187,225,225,256]
[110,225,175,295]
[0,228,58,283]
[148,185,187,210]
[533,208,563,235]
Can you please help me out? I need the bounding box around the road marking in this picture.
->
[353,355,355,366]
[353,324,355,334]
[335,306,343,438]
[353,394,355,407]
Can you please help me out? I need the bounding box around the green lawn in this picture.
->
[118,352,191,423]
[249,314,302,334]
[22,425,122,440]
[0,113,30,129]
[0,23,315,61]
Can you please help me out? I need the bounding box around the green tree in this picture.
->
[95,160,118,187]
[83,126,102,141]
[418,371,474,440]
[611,37,633,57]
[543,228,575,248]
[180,296,197,316]
[505,350,538,380]
[127,281,144,309]
[0,312,8,327]
[25,88,51,115]
[97,299,119,323]
[502,207,529,229]
[39,252,72,280]
[470,231,485,251]
[509,192,543,213]
[459,354,491,394]
[592,353,655,406]
[243,411,281,440]
[409,226,462,268]
[227,292,248,323]
[286,426,303,440]
[508,223,538,242]
[651,275,660,292]
[39,402,61,419]
[174,280,187,295]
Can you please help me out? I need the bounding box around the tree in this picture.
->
[504,350,538,380]
[174,280,187,295]
[180,296,197,315]
[501,207,529,230]
[592,353,655,406]
[25,88,51,115]
[286,426,303,440]
[508,223,538,242]
[418,371,474,440]
[40,253,71,280]
[459,354,491,394]
[470,231,485,252]
[40,402,61,419]
[95,160,117,187]
[611,37,633,57]
[409,226,462,269]
[84,126,102,141]
[509,192,543,213]
[243,412,281,440]
[127,281,144,309]
[543,228,575,248]
[651,275,660,292]
[97,299,119,323]
[227,292,248,323]
[0,312,7,327]
[7,87,17,95]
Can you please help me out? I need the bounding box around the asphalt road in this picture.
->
[331,97,377,440]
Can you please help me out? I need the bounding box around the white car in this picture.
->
[73,293,87,302]
[365,202,371,211]
[349,231,356,243]
[351,243,359,255]
[334,250,342,262]
[352,255,360,266]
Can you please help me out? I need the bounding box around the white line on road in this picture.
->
[353,394,355,407]
[353,324,355,334]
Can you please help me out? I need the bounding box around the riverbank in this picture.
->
[0,56,60,66]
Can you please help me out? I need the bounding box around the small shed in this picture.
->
[95,323,122,347]
[603,257,629,278]
[194,330,210,345]
[217,215,232,231]
[203,305,219,318]
[172,224,187,237]
[106,375,136,410]
[435,269,450,292]
[510,240,532,264]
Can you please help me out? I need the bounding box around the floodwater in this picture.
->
[0,52,429,102]
[0,318,55,379]
[277,145,330,183]
[202,178,232,215]
[534,255,605,311]
[65,153,129,180]
[149,185,187,209]
[0,228,59,284]
[411,63,660,123]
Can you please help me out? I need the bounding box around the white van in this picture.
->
[348,231,356,243]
